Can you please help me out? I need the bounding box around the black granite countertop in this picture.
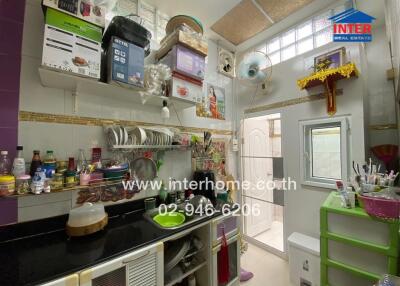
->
[0,200,220,286]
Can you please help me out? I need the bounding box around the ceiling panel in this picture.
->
[211,0,273,45]
[256,0,315,22]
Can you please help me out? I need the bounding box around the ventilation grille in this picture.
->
[93,267,126,286]
[127,252,158,286]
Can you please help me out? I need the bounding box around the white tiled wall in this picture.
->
[17,1,237,222]
[17,148,193,223]
[365,26,398,148]
[18,192,72,222]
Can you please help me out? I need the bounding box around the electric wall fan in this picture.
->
[237,51,272,89]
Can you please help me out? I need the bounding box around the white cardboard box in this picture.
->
[170,75,203,104]
[42,0,106,28]
[42,8,102,79]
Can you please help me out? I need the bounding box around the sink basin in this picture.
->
[153,212,185,228]
[144,203,209,230]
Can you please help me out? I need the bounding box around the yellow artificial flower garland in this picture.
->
[297,62,359,90]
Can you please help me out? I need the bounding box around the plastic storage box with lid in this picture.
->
[158,44,206,82]
[42,8,102,79]
[288,232,320,286]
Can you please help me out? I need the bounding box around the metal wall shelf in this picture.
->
[38,67,195,113]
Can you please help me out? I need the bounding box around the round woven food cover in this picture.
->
[166,15,204,35]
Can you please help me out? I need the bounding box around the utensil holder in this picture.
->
[80,173,91,186]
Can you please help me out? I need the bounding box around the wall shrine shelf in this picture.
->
[297,62,359,115]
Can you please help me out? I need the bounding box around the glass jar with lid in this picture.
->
[16,175,31,195]
[51,173,64,190]
[0,175,15,196]
[65,170,77,187]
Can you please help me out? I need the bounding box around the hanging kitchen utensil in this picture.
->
[218,228,230,284]
[132,157,157,181]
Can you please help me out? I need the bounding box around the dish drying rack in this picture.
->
[104,125,192,153]
[164,235,206,286]
[112,144,192,152]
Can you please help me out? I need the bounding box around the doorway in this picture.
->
[241,113,285,255]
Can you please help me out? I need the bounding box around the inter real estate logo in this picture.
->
[329,8,376,42]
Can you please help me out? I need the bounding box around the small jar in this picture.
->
[177,190,185,203]
[16,175,31,195]
[56,161,67,174]
[43,178,51,193]
[51,173,64,190]
[0,175,15,196]
[65,170,77,187]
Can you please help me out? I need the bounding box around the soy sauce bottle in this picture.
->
[30,150,42,177]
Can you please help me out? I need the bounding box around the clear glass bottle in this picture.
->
[76,149,88,174]
[0,151,11,175]
[12,146,26,177]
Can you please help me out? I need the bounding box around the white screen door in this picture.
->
[241,113,284,253]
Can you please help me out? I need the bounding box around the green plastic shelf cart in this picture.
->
[320,192,399,286]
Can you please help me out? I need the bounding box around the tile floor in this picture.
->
[253,221,284,252]
[240,243,292,286]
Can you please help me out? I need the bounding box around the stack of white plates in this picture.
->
[105,125,176,147]
[164,238,191,272]
[105,126,130,146]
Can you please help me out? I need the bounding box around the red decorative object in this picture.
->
[371,145,399,169]
[144,151,153,159]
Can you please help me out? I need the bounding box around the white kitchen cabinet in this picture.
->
[211,214,239,247]
[40,274,79,286]
[79,242,164,286]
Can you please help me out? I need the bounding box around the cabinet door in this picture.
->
[80,242,163,286]
[125,242,164,286]
[211,214,239,247]
[40,274,79,286]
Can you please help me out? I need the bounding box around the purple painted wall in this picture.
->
[0,0,26,225]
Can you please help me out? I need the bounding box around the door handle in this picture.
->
[122,250,151,264]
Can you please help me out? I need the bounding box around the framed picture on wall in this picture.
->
[314,47,346,72]
[196,83,226,120]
